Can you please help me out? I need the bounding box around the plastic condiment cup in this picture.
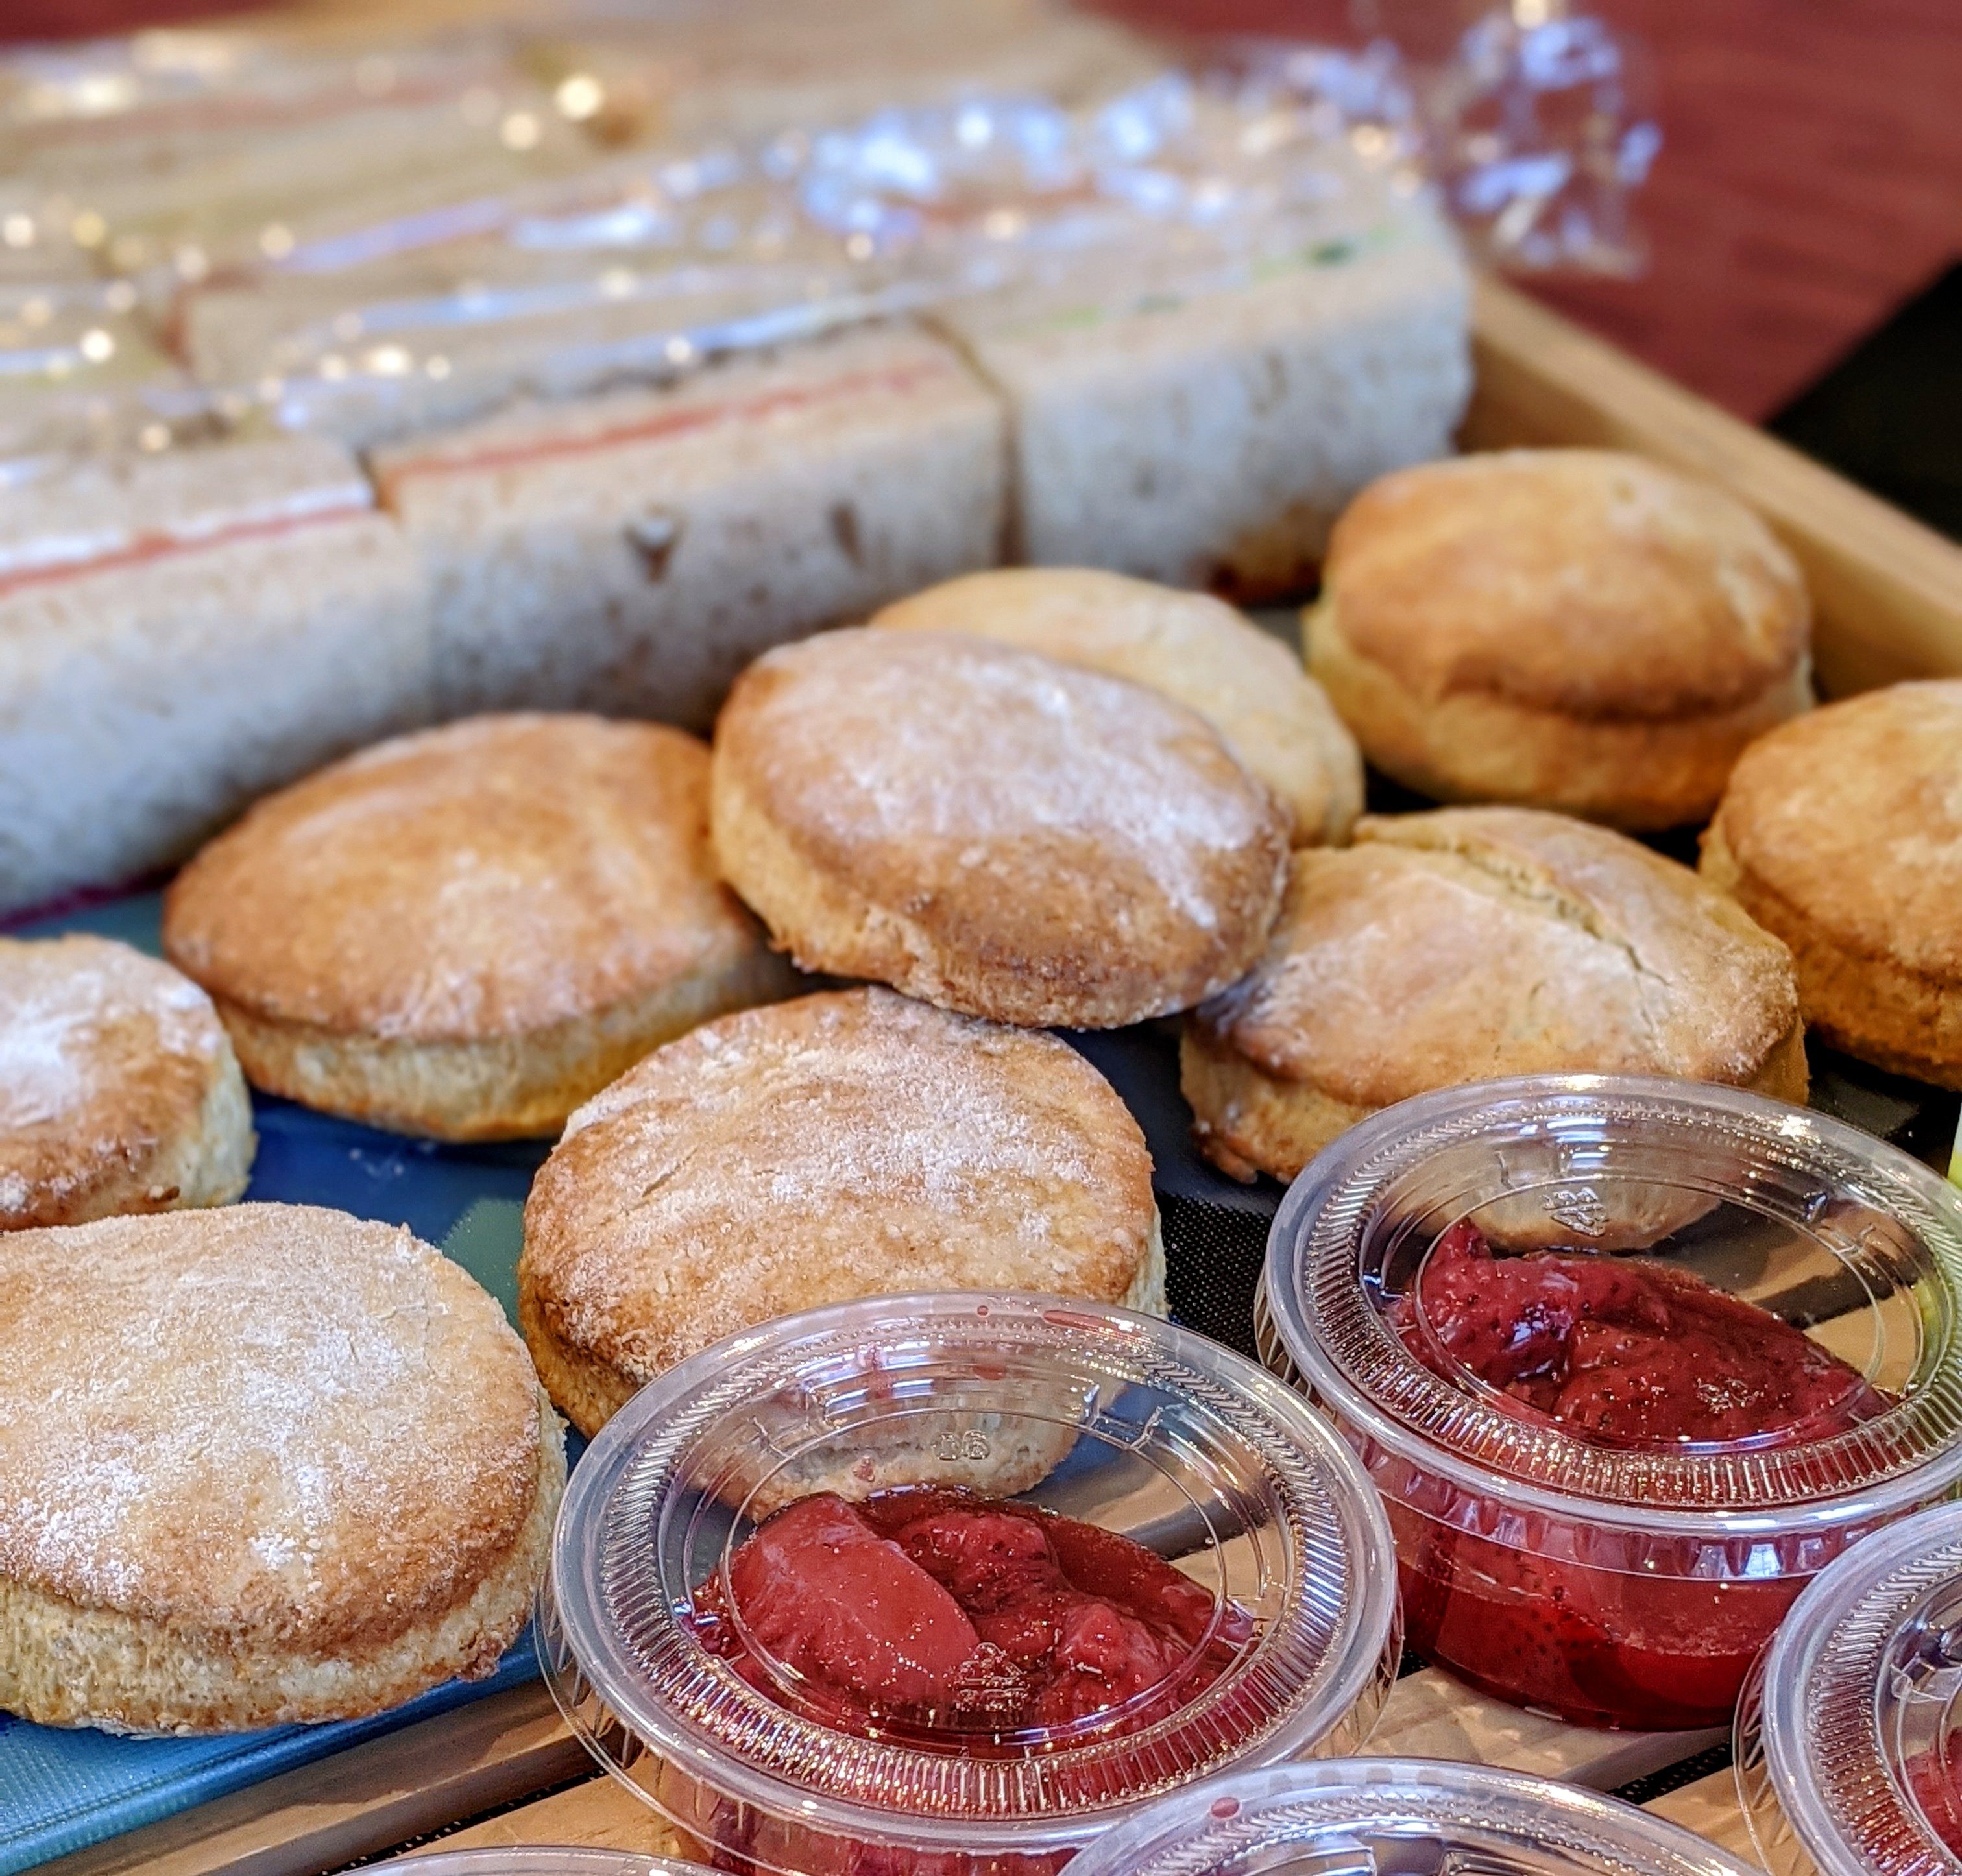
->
[1738,1500,1962,1876]
[1262,1074,1962,1731]
[538,1291,1401,1876]
[1061,1757,1758,1876]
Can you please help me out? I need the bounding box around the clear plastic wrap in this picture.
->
[0,278,210,465]
[175,48,1452,448]
[0,0,1655,463]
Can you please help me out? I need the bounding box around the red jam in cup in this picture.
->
[1263,1076,1962,1732]
[541,1295,1400,1876]
[694,1487,1254,1744]
[1387,1220,1891,1728]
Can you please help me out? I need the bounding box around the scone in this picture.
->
[710,628,1290,1028]
[1184,806,1807,1182]
[163,714,797,1140]
[0,934,254,1232]
[1307,450,1814,830]
[0,1203,564,1733]
[518,986,1163,1468]
[872,568,1364,847]
[1702,680,1962,1088]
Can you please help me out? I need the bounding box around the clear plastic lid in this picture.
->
[1738,1500,1962,1876]
[1061,1758,1756,1876]
[1263,1075,1962,1535]
[397,1855,706,1875]
[539,1292,1400,1870]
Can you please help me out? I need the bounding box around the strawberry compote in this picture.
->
[1398,1222,1888,1449]
[694,1487,1252,1746]
[1264,1078,1962,1738]
[1384,1221,1889,1729]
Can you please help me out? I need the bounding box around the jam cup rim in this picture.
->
[1738,1498,1962,1876]
[1264,1073,1962,1537]
[542,1290,1401,1855]
[1060,1755,1760,1876]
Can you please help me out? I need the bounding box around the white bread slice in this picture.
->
[0,435,430,916]
[369,323,1007,728]
[932,197,1472,601]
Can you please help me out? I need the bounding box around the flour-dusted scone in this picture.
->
[369,325,1007,728]
[0,435,431,918]
[710,628,1290,1028]
[872,568,1363,847]
[931,185,1470,601]
[1308,450,1814,830]
[519,987,1161,1461]
[1184,807,1807,1182]
[0,935,254,1233]
[164,715,797,1141]
[1702,680,1962,1088]
[0,1204,564,1733]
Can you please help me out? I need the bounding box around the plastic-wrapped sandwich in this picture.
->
[0,435,429,917]
[368,322,1006,727]
[0,285,202,465]
[523,0,1159,148]
[0,40,592,283]
[933,192,1471,599]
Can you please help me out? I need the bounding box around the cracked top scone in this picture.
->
[872,568,1363,847]
[1183,806,1807,1181]
[1701,679,1962,1088]
[1307,450,1813,830]
[710,627,1290,1029]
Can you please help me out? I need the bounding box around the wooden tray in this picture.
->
[36,277,1962,1876]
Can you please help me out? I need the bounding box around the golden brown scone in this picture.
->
[1701,680,1962,1088]
[0,935,254,1233]
[0,1203,564,1733]
[1183,806,1807,1182]
[1307,450,1813,830]
[519,986,1163,1463]
[710,629,1290,1028]
[871,568,1364,847]
[163,714,798,1141]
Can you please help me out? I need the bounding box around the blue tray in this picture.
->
[0,890,554,1875]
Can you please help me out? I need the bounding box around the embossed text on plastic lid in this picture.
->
[539,1291,1400,1875]
[1738,1501,1962,1876]
[1063,1758,1756,1876]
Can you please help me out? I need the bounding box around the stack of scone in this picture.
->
[12,435,1954,1749]
[1180,446,1835,1180]
[520,569,1359,1437]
